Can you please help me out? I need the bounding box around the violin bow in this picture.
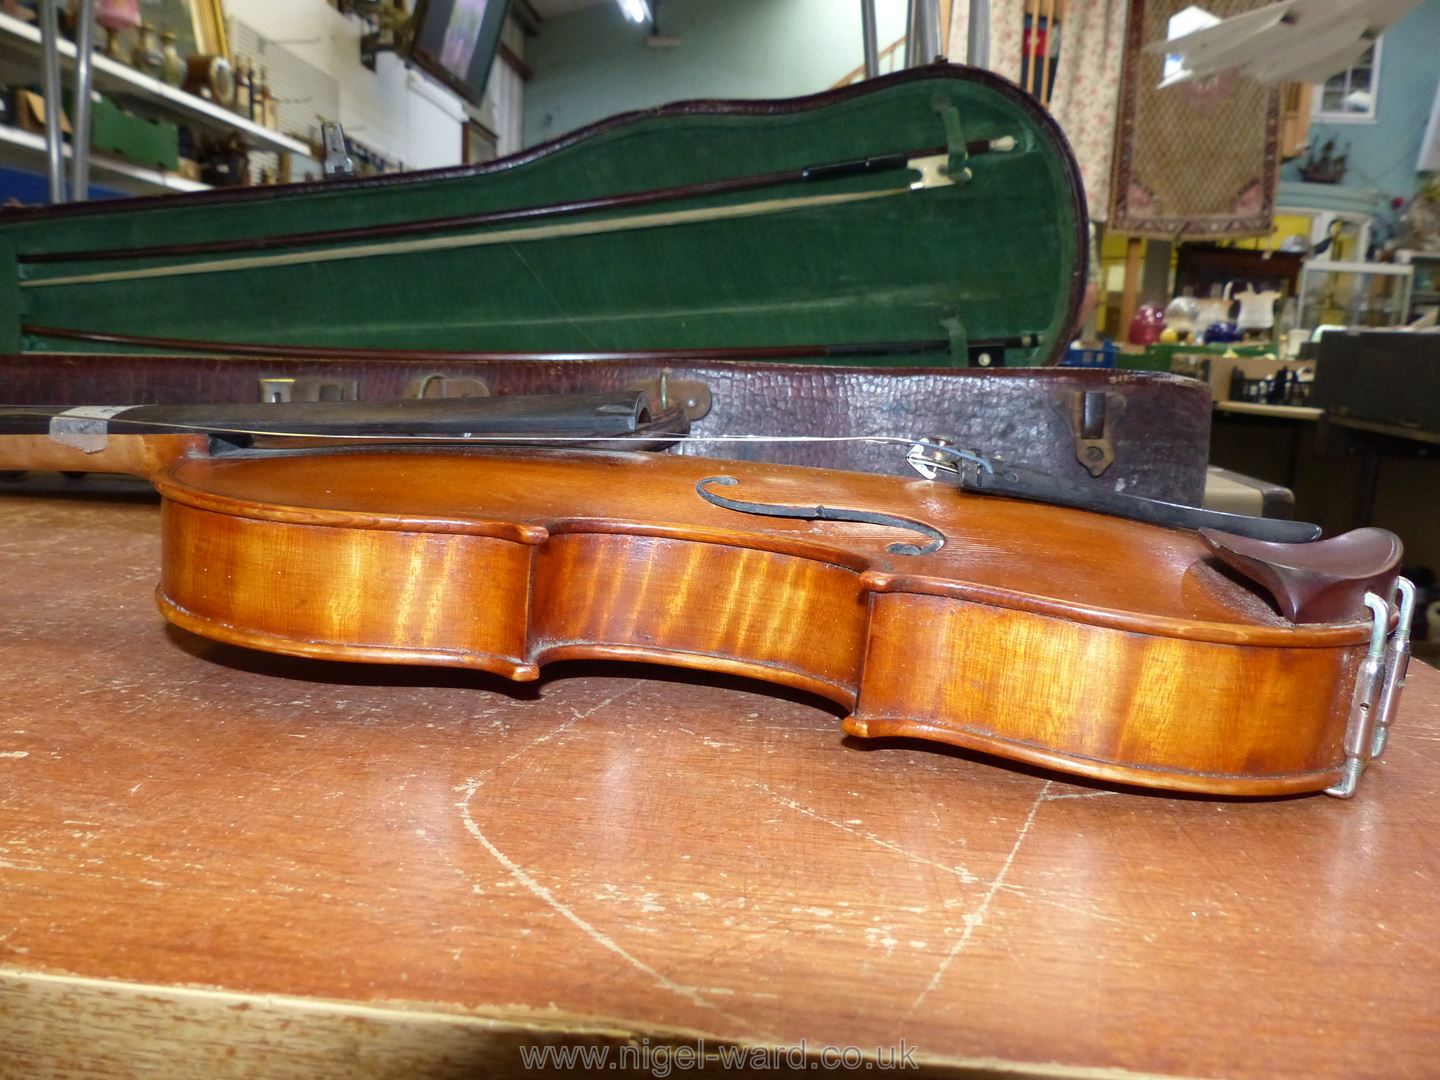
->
[20,138,1021,291]
[17,326,1042,367]
[19,136,1020,270]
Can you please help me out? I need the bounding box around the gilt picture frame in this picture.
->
[138,0,230,61]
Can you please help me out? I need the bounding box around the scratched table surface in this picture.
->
[1,484,1438,1079]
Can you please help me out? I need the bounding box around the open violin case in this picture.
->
[0,63,1209,504]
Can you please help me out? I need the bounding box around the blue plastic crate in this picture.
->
[1061,341,1118,368]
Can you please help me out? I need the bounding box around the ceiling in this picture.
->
[528,0,610,18]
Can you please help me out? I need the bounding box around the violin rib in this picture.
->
[149,447,1394,797]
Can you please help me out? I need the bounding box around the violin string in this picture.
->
[32,412,986,470]
[53,417,940,448]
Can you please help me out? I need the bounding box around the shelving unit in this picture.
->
[1297,260,1414,331]
[0,123,207,195]
[0,9,308,158]
[1397,249,1440,320]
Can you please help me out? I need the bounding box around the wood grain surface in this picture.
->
[1,489,1438,1078]
[142,446,1380,795]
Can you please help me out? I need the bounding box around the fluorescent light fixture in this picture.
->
[1162,6,1222,86]
[1419,82,1440,171]
[617,0,651,23]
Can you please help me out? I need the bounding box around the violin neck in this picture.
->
[0,393,684,478]
[0,433,199,479]
[0,406,201,478]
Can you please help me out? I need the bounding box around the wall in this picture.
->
[226,0,466,170]
[524,0,910,147]
[1283,0,1440,203]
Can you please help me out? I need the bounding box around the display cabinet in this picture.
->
[1296,260,1414,331]
[1396,249,1440,321]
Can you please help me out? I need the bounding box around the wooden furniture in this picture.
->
[1278,82,1314,160]
[1313,330,1440,438]
[1212,401,1322,422]
[1,486,1437,1077]
[1019,0,1067,108]
[1173,243,1305,304]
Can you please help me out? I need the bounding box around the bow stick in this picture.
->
[21,138,1019,290]
[18,325,1042,364]
[19,136,1019,268]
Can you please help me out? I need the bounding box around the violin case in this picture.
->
[0,63,1210,504]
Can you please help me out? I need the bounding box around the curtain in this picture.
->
[944,0,1025,81]
[488,56,525,158]
[1047,0,1129,222]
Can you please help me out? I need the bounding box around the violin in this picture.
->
[0,398,1415,799]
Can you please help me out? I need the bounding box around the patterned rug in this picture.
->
[1108,0,1280,238]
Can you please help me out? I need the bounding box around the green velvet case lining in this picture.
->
[2,65,1085,366]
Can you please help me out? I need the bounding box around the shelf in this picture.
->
[1276,180,1384,217]
[0,123,208,195]
[1213,400,1323,421]
[0,11,308,157]
[1329,414,1440,447]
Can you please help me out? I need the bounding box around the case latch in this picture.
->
[1065,389,1125,476]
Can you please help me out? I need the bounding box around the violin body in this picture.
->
[145,443,1383,797]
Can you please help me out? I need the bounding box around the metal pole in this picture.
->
[859,0,879,80]
[913,0,940,66]
[967,0,990,68]
[71,0,98,202]
[903,0,916,67]
[38,0,66,203]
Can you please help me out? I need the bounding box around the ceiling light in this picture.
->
[617,0,651,24]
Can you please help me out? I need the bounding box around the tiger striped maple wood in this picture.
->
[105,443,1373,797]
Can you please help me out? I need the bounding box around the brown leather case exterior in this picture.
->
[0,355,1210,505]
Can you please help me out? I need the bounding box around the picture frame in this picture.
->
[137,0,230,61]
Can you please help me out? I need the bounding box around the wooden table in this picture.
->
[2,487,1438,1078]
[1211,401,1324,422]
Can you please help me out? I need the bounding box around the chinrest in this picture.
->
[1200,527,1402,624]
